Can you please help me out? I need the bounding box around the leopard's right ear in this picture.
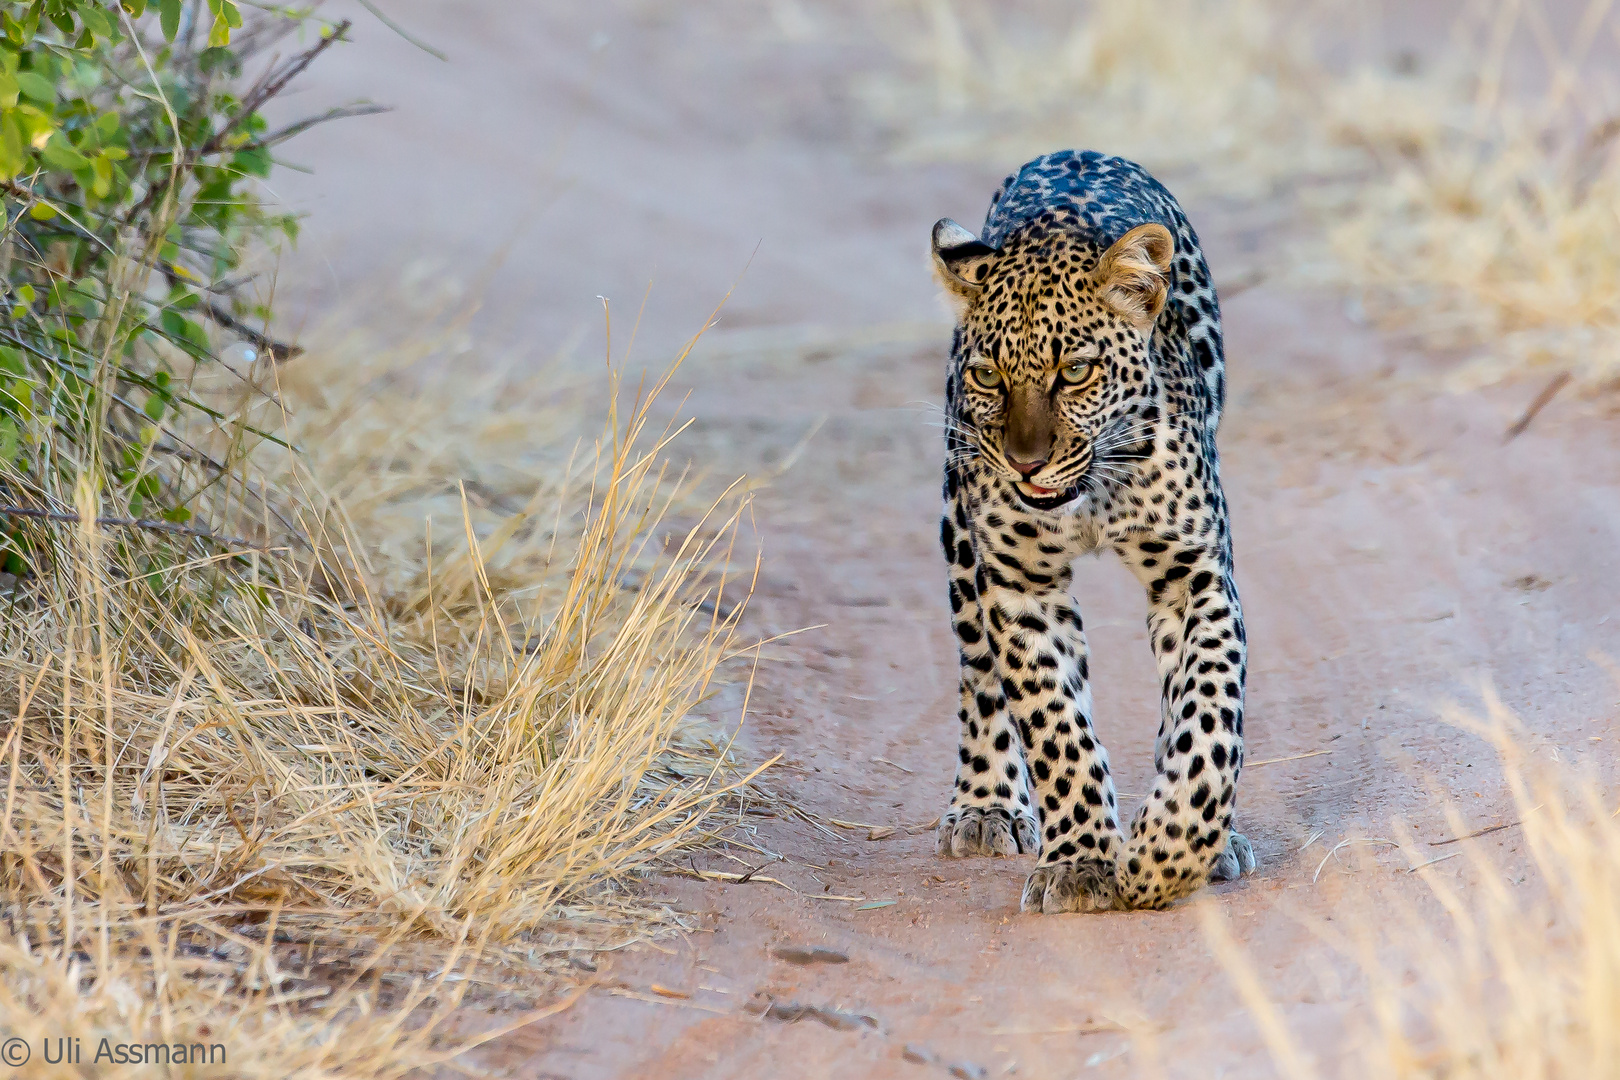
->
[932,218,997,315]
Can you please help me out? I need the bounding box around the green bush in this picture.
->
[0,1,361,567]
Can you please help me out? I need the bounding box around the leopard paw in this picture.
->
[937,805,1038,858]
[1209,831,1257,882]
[1020,858,1121,913]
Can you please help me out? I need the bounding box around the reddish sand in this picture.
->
[270,4,1620,1076]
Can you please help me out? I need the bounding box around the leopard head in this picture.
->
[932,217,1173,511]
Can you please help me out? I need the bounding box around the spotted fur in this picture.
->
[932,150,1256,912]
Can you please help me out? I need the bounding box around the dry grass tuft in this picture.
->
[1317,4,1620,386]
[0,298,759,1072]
[1352,697,1620,1077]
[1207,693,1620,1079]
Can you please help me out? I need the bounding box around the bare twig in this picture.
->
[1216,269,1267,299]
[1407,851,1462,872]
[1247,748,1333,767]
[662,866,864,903]
[207,21,356,156]
[1503,371,1572,441]
[156,265,304,360]
[827,816,939,841]
[244,103,393,151]
[1429,819,1524,846]
[1313,837,1399,883]
[0,504,274,551]
[353,0,448,61]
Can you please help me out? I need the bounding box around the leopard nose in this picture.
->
[1006,455,1048,478]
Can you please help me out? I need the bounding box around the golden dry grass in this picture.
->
[0,299,760,1074]
[1317,3,1620,386]
[1207,695,1620,1079]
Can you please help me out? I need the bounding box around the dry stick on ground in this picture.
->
[1503,370,1572,441]
[1429,819,1524,846]
[826,816,939,841]
[1215,269,1267,299]
[1406,851,1463,873]
[1313,837,1400,883]
[663,865,864,903]
[1246,748,1334,767]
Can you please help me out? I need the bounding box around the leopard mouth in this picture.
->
[1014,480,1081,510]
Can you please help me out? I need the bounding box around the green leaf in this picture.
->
[0,71,18,109]
[207,6,233,48]
[159,0,181,41]
[232,144,269,178]
[207,0,242,28]
[89,153,112,198]
[0,414,18,464]
[198,46,239,77]
[159,310,211,354]
[39,132,89,171]
[79,7,113,40]
[122,1,148,17]
[0,113,24,179]
[14,70,53,104]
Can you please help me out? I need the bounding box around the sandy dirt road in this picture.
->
[268,4,1620,1076]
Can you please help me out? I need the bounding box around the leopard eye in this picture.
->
[1058,360,1098,387]
[968,366,1004,390]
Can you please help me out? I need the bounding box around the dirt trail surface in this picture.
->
[271,5,1620,1077]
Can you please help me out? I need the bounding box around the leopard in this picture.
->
[931,150,1257,913]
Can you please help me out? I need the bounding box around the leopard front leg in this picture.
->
[1115,533,1252,909]
[974,573,1126,913]
[937,500,1039,858]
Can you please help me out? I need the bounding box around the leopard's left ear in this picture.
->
[1097,223,1175,328]
[932,218,998,315]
